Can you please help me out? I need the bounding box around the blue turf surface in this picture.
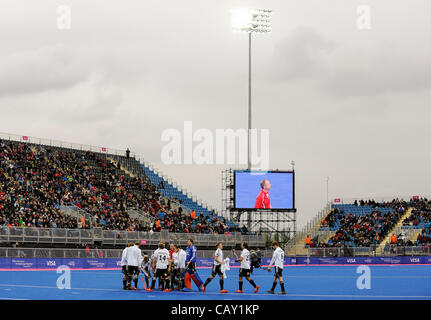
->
[0,265,430,300]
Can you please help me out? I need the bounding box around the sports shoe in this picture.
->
[278,291,287,295]
[163,289,172,292]
[235,290,243,293]
[201,285,206,293]
[267,290,274,294]
[254,286,260,293]
[220,289,228,293]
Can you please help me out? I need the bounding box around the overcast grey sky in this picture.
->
[1,0,431,228]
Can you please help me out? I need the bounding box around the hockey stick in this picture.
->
[140,271,148,290]
[231,249,239,261]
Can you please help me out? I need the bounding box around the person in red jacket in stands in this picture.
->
[254,179,271,209]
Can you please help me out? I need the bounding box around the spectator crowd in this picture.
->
[316,199,408,247]
[0,140,244,235]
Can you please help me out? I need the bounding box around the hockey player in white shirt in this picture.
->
[201,242,228,293]
[171,244,187,290]
[121,243,134,290]
[125,242,142,290]
[140,252,152,291]
[235,242,259,294]
[150,242,171,292]
[267,241,286,294]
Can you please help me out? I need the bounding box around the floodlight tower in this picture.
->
[231,8,272,170]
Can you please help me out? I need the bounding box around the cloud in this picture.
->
[273,27,336,81]
[272,27,431,97]
[1,0,431,230]
[0,44,93,96]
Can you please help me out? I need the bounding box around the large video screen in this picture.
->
[234,170,295,211]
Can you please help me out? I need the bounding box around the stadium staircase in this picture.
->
[27,144,193,227]
[376,207,413,251]
[287,203,413,254]
[1,133,241,234]
[140,162,239,228]
[105,157,168,223]
[399,203,431,244]
[106,157,135,178]
[109,156,238,229]
[285,203,332,255]
[392,225,422,244]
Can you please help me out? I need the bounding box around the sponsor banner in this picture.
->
[2,256,431,270]
[197,258,214,268]
[286,256,431,265]
[1,258,121,269]
[86,259,109,269]
[11,258,37,269]
[36,258,88,269]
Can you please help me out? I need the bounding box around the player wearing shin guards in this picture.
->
[202,242,228,293]
[140,253,152,291]
[150,242,170,292]
[121,243,133,290]
[164,245,173,292]
[125,242,141,290]
[133,242,142,289]
[172,244,186,290]
[168,243,176,290]
[183,238,204,291]
[267,241,286,295]
[235,242,259,293]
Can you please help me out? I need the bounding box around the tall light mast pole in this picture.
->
[231,8,272,170]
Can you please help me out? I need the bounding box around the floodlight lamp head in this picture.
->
[231,8,272,34]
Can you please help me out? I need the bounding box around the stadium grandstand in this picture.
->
[1,133,431,258]
[0,133,264,254]
[286,197,431,257]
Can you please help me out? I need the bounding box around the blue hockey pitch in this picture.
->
[0,265,430,300]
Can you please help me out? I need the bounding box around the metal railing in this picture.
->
[139,158,218,216]
[287,245,431,257]
[0,226,265,247]
[0,247,273,259]
[59,204,95,224]
[0,132,135,158]
[2,245,430,260]
[331,196,431,205]
[285,202,331,250]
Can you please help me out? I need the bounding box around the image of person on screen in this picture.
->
[254,179,271,209]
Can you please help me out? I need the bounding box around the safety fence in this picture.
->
[1,255,431,270]
[3,245,430,261]
[288,245,431,257]
[0,226,265,248]
[0,132,134,158]
[0,247,272,260]
[285,202,331,250]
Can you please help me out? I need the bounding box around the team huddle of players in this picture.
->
[121,239,286,295]
[121,239,190,292]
